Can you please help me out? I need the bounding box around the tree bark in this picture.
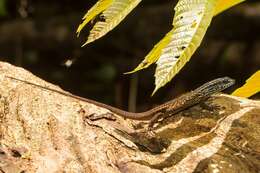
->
[0,61,259,173]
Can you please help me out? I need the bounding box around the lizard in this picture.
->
[6,76,235,128]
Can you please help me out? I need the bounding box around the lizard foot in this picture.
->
[199,101,222,112]
[87,112,117,121]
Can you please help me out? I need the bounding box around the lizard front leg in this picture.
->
[199,98,223,112]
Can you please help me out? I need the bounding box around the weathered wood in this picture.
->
[0,61,259,173]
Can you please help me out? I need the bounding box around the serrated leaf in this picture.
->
[232,71,260,98]
[125,29,174,74]
[153,0,216,94]
[78,0,141,46]
[214,0,246,16]
[77,0,113,36]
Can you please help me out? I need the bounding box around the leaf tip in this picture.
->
[151,87,160,96]
[124,69,139,75]
[123,71,133,75]
[82,38,94,47]
[76,31,81,37]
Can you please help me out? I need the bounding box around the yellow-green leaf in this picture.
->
[76,0,113,36]
[232,71,260,98]
[78,0,141,46]
[153,0,217,94]
[214,0,246,16]
[125,29,174,74]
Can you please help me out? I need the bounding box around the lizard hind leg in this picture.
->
[87,112,117,121]
[148,112,164,130]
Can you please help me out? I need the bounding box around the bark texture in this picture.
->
[0,61,259,173]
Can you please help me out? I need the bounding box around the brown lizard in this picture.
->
[6,76,235,127]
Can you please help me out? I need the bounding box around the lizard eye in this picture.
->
[221,77,235,88]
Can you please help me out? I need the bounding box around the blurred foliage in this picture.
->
[0,0,7,16]
[77,0,246,94]
[95,63,117,82]
[0,0,259,110]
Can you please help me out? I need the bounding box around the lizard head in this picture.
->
[194,77,235,96]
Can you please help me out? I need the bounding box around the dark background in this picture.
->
[0,0,259,111]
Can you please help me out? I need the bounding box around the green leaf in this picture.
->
[77,0,113,36]
[125,29,174,74]
[214,0,246,16]
[152,0,217,94]
[77,0,141,46]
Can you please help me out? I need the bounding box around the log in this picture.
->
[0,61,259,173]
